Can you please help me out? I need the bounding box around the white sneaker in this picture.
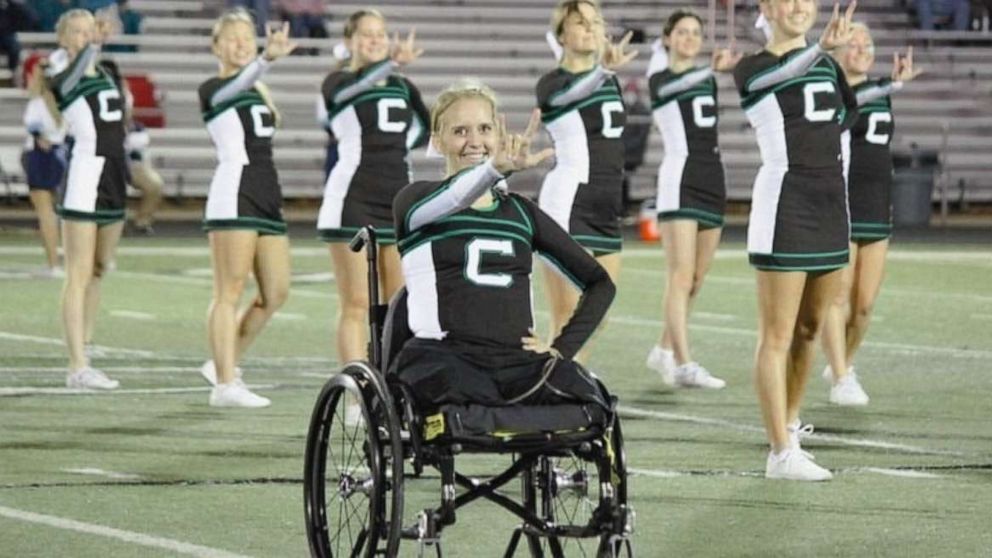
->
[765,448,833,481]
[67,366,120,390]
[199,360,243,387]
[830,371,870,406]
[645,345,676,386]
[344,402,365,427]
[209,380,270,408]
[674,362,726,389]
[42,266,65,279]
[788,419,815,455]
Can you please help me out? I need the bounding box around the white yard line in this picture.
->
[0,504,252,558]
[618,405,966,457]
[0,385,274,397]
[606,314,992,359]
[110,310,156,321]
[628,466,943,479]
[62,468,142,480]
[272,312,307,321]
[0,332,155,357]
[859,467,942,479]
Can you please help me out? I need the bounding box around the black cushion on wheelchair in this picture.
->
[432,403,608,443]
[381,287,412,374]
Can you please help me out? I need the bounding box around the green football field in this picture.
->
[1,233,990,557]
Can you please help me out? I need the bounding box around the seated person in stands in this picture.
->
[915,0,971,29]
[391,80,615,412]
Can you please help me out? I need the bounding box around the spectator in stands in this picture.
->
[0,0,39,78]
[228,0,270,34]
[916,0,971,30]
[276,0,326,52]
[103,0,143,52]
[22,60,67,277]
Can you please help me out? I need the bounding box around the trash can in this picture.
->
[891,146,939,228]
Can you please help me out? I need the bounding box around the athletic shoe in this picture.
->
[344,402,365,427]
[209,380,270,408]
[788,419,815,454]
[84,344,108,359]
[199,360,243,387]
[41,266,65,279]
[645,345,676,386]
[67,366,120,390]
[765,448,833,481]
[674,362,726,389]
[830,371,870,406]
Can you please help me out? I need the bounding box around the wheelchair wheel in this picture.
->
[529,418,631,558]
[304,365,404,557]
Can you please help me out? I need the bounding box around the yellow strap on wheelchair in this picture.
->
[424,413,446,441]
[605,427,620,486]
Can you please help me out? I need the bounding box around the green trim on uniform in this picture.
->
[202,90,267,122]
[403,165,478,233]
[542,91,623,124]
[538,252,585,290]
[743,46,832,92]
[851,221,892,241]
[659,208,725,229]
[437,215,530,235]
[509,197,534,236]
[58,77,117,111]
[571,234,622,255]
[203,217,287,236]
[57,206,126,225]
[328,87,409,119]
[653,84,715,109]
[398,228,529,256]
[753,263,847,272]
[741,67,838,110]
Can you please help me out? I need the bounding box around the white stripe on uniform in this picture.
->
[745,96,789,255]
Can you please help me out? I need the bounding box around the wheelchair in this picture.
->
[304,226,634,557]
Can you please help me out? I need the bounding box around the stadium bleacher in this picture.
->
[4,0,991,208]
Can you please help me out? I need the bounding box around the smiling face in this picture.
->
[212,19,257,71]
[57,12,95,57]
[347,14,389,68]
[839,25,874,76]
[433,96,498,175]
[558,2,605,57]
[664,15,703,61]
[761,0,817,41]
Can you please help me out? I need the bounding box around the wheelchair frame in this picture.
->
[304,226,634,557]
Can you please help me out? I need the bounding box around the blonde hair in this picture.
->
[550,0,602,41]
[343,8,385,39]
[430,79,499,135]
[27,62,62,127]
[55,9,95,47]
[210,9,281,127]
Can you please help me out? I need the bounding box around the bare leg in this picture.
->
[234,234,291,362]
[785,269,843,424]
[28,189,60,269]
[379,244,405,303]
[754,270,807,452]
[845,239,889,361]
[657,220,699,365]
[330,243,370,363]
[62,221,97,370]
[208,230,257,385]
[572,252,621,364]
[129,162,163,228]
[820,242,857,382]
[82,221,124,346]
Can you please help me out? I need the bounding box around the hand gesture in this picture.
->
[892,47,923,82]
[711,48,743,72]
[390,29,424,66]
[491,109,555,175]
[601,31,638,71]
[263,22,297,61]
[819,1,857,51]
[522,329,552,354]
[93,16,117,45]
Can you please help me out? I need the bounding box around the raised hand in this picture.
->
[892,47,923,82]
[492,109,555,175]
[94,16,117,45]
[263,22,297,61]
[819,1,857,51]
[601,31,638,70]
[390,29,424,66]
[712,48,743,72]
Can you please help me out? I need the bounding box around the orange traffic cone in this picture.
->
[638,199,660,242]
